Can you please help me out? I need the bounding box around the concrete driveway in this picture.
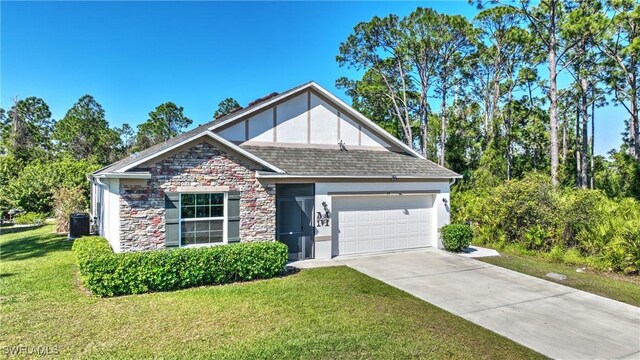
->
[336,249,640,360]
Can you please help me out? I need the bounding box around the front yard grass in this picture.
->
[478,253,640,307]
[0,225,543,359]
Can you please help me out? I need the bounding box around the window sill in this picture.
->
[181,242,226,248]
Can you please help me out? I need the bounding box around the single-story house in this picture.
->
[89,82,461,260]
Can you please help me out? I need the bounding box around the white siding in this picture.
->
[275,93,308,143]
[339,112,360,146]
[218,121,245,142]
[360,127,386,148]
[248,109,273,142]
[95,178,121,252]
[309,93,338,144]
[215,90,395,149]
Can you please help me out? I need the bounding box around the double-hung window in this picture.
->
[180,193,225,246]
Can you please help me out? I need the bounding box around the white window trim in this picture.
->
[178,192,228,247]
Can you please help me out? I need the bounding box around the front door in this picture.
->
[277,197,314,261]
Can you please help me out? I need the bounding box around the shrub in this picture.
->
[53,186,86,234]
[4,156,99,214]
[548,245,565,263]
[13,212,46,225]
[441,224,473,252]
[73,237,289,297]
[492,173,558,245]
[451,177,640,274]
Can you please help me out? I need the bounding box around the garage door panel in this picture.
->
[334,195,433,256]
[357,212,371,222]
[371,224,384,236]
[384,224,396,235]
[371,238,385,250]
[370,211,385,221]
[343,225,358,237]
[357,226,371,236]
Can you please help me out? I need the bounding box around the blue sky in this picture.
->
[1,1,628,155]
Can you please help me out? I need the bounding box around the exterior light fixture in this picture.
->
[442,198,448,204]
[391,175,398,182]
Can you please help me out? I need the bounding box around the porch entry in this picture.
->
[276,184,315,261]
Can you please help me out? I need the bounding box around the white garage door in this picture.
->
[333,195,433,256]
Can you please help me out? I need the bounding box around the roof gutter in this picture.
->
[95,172,152,179]
[255,173,463,180]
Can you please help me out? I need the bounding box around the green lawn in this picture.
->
[0,226,543,359]
[478,253,640,307]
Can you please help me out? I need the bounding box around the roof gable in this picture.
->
[94,81,446,177]
[93,131,284,176]
[210,82,424,158]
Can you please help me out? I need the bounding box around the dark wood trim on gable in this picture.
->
[307,91,311,144]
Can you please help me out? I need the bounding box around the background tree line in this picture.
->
[336,0,639,198]
[0,95,238,217]
[335,0,639,273]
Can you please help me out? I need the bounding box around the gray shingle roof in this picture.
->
[240,145,460,178]
[94,81,459,179]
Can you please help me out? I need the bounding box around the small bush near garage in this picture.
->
[73,237,289,297]
[441,224,473,252]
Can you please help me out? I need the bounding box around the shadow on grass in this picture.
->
[0,225,45,235]
[0,231,72,262]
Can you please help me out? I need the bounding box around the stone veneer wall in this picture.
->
[119,141,276,252]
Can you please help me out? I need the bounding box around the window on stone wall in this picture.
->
[180,193,225,245]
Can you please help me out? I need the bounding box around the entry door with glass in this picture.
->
[277,197,314,261]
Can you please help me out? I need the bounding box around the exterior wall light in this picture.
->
[391,175,398,182]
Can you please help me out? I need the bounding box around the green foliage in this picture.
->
[13,212,46,225]
[0,97,54,163]
[213,98,241,118]
[441,224,473,252]
[453,175,640,273]
[135,102,192,151]
[53,95,121,165]
[4,157,99,214]
[73,237,289,297]
[492,173,558,247]
[594,150,640,200]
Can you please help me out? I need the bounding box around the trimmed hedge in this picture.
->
[441,224,473,252]
[73,236,289,297]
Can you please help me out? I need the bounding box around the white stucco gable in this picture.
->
[212,82,415,154]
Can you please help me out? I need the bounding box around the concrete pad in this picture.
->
[338,249,640,360]
[458,245,500,258]
[464,291,640,359]
[388,265,574,315]
[336,248,488,281]
[288,259,341,269]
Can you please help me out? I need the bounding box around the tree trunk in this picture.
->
[440,81,447,167]
[506,92,513,181]
[562,121,567,164]
[631,57,639,159]
[590,100,595,189]
[421,105,429,158]
[576,103,581,187]
[581,77,588,189]
[548,15,560,187]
